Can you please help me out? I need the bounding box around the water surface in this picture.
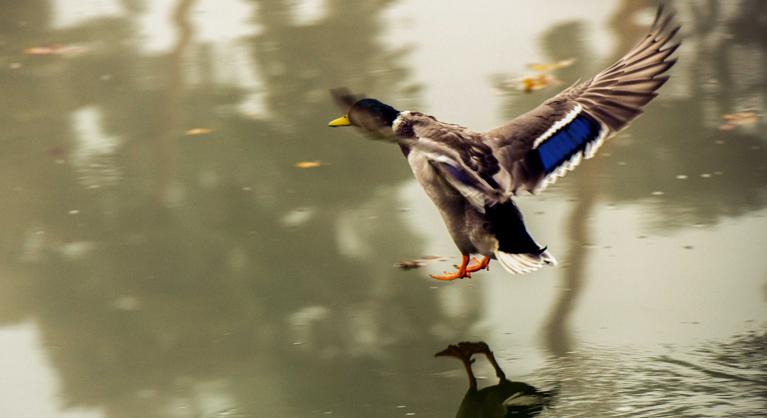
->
[0,0,765,417]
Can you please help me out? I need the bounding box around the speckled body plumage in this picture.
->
[397,112,540,259]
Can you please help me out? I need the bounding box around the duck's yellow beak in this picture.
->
[328,115,351,127]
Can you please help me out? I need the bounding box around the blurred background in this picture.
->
[0,0,765,417]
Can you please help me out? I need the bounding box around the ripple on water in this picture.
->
[536,332,767,417]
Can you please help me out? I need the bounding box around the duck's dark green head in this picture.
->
[328,98,400,133]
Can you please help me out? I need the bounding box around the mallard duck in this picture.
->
[435,341,553,417]
[328,7,679,280]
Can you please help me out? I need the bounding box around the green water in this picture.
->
[0,1,765,417]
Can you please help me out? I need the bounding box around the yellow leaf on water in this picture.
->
[24,46,56,55]
[24,44,88,56]
[722,111,758,124]
[719,111,759,131]
[185,128,213,136]
[528,58,576,73]
[295,161,322,168]
[520,74,561,93]
[493,58,574,94]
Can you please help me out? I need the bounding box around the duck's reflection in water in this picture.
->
[436,342,554,417]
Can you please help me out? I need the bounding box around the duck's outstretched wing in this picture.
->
[487,6,680,194]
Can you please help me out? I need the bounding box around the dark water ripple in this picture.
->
[538,332,767,417]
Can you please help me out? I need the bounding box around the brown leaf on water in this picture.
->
[396,255,449,270]
[295,161,322,169]
[396,260,423,270]
[48,146,66,157]
[185,128,213,136]
[528,58,576,73]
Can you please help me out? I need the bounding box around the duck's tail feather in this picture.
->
[494,249,557,275]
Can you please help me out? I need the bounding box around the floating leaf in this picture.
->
[494,73,562,94]
[493,58,573,93]
[295,161,322,169]
[396,260,423,270]
[722,111,758,123]
[24,44,88,56]
[395,255,449,270]
[520,74,561,93]
[528,58,576,73]
[24,46,58,55]
[719,111,759,130]
[185,128,213,136]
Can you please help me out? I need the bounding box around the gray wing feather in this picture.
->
[415,139,505,212]
[399,112,507,211]
[487,6,680,194]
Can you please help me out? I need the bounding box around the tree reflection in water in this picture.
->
[0,0,471,416]
[494,1,767,357]
[0,1,765,417]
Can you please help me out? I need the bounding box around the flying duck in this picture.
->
[435,341,553,417]
[328,7,679,280]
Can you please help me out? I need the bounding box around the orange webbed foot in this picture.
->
[430,255,473,281]
[466,256,490,273]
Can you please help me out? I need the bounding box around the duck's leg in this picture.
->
[434,344,478,391]
[479,345,506,381]
[466,256,490,273]
[430,255,471,281]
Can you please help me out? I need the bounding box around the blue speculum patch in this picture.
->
[440,162,475,187]
[536,113,601,174]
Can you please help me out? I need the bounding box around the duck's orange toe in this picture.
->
[466,256,490,273]
[430,255,475,281]
[430,270,472,281]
